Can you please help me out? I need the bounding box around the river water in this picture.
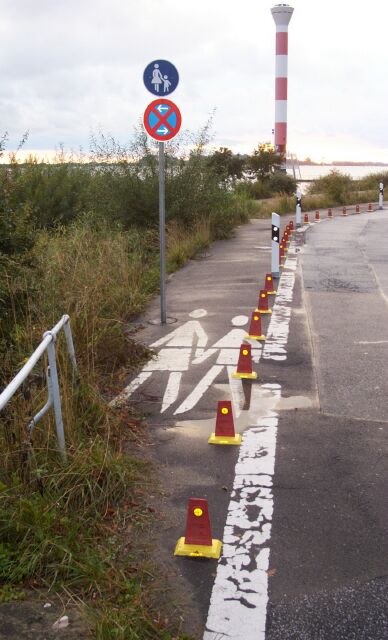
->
[287,164,388,181]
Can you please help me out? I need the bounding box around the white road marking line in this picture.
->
[161,372,182,413]
[150,320,208,347]
[192,348,218,365]
[143,348,191,371]
[227,365,245,418]
[203,254,296,640]
[355,340,388,345]
[174,365,224,415]
[109,371,152,406]
[262,272,295,362]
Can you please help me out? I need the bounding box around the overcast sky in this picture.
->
[1,0,388,162]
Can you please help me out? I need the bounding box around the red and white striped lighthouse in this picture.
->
[271,4,294,159]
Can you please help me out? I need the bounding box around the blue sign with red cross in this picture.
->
[143,98,182,142]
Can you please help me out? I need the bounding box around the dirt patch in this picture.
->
[0,594,90,639]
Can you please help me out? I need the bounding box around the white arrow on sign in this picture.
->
[157,126,169,135]
[156,105,169,113]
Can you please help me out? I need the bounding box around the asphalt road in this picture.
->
[114,205,387,639]
[267,209,388,639]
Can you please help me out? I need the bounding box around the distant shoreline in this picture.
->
[288,161,388,167]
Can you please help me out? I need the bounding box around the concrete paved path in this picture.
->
[114,208,387,639]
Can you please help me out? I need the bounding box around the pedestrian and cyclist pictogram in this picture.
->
[143,59,179,96]
[143,98,182,141]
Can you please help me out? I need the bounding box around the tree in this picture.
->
[246,143,283,180]
[207,147,245,182]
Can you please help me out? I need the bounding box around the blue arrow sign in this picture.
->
[143,59,179,96]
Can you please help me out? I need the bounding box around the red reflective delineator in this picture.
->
[208,401,241,445]
[342,206,347,216]
[232,343,257,379]
[356,204,360,213]
[279,243,285,266]
[257,289,271,313]
[174,498,222,558]
[214,401,235,437]
[328,208,333,218]
[289,220,294,231]
[264,273,277,295]
[315,210,320,221]
[304,213,309,224]
[368,203,373,212]
[184,498,212,546]
[246,311,266,340]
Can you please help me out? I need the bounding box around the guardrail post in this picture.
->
[44,332,67,463]
[63,316,78,375]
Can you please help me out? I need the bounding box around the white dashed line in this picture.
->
[203,250,297,640]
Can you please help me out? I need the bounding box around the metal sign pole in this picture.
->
[271,211,280,279]
[159,141,167,324]
[379,182,384,210]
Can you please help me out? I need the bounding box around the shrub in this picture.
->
[268,171,297,195]
[306,170,352,204]
[355,171,388,191]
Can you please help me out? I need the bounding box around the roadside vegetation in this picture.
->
[250,168,387,218]
[0,121,387,637]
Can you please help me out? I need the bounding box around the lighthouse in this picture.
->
[271,4,294,165]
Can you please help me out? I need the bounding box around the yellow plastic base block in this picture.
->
[267,290,277,295]
[255,309,272,315]
[208,433,242,445]
[245,333,266,341]
[174,537,222,559]
[232,371,258,379]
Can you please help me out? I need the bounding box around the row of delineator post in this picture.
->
[173,186,386,556]
[174,221,294,559]
[296,182,384,227]
[300,202,379,225]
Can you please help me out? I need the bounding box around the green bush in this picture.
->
[268,172,297,195]
[306,169,352,204]
[355,171,388,191]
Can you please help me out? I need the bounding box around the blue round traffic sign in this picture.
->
[143,59,179,96]
[143,99,182,142]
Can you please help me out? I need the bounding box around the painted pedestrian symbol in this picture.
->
[143,59,179,96]
[112,310,262,416]
[143,98,182,142]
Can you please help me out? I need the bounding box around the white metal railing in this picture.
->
[0,315,78,462]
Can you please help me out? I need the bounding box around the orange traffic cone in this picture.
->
[315,210,320,222]
[256,289,272,314]
[232,344,257,379]
[174,498,222,558]
[356,204,360,213]
[368,203,373,212]
[304,213,309,224]
[264,272,277,295]
[245,311,266,341]
[328,208,333,218]
[342,206,347,216]
[208,401,241,445]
